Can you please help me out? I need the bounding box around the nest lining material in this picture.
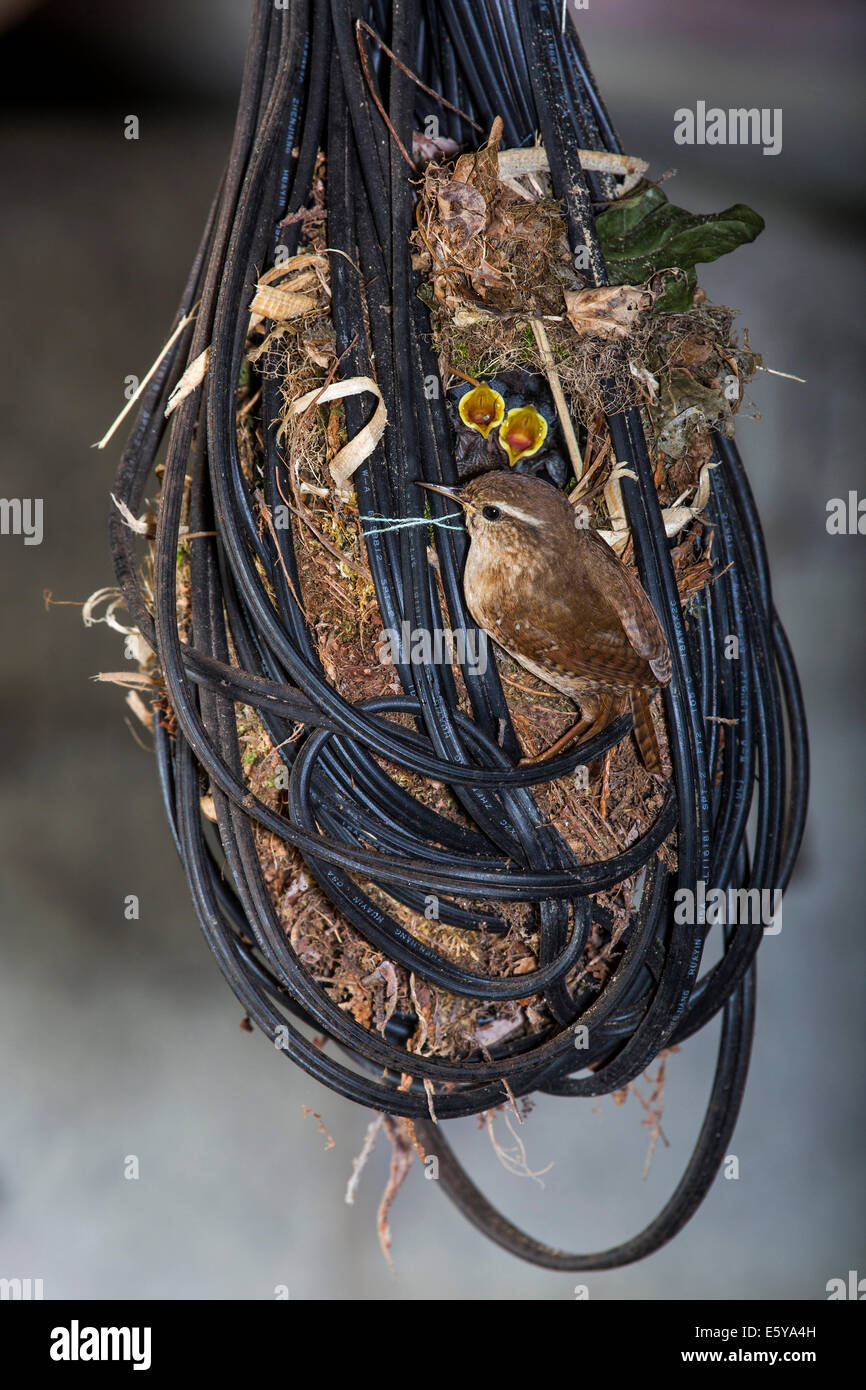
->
[103,0,808,1273]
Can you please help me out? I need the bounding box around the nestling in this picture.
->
[420,471,671,771]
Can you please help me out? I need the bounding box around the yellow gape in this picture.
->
[498,405,548,466]
[457,383,505,438]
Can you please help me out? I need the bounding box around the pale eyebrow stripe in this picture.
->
[498,503,543,527]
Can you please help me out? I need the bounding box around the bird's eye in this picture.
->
[482,504,502,522]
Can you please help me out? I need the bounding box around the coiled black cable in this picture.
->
[108,0,808,1269]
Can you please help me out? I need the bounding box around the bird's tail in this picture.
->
[631,688,663,777]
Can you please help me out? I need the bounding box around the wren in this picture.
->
[419,471,671,772]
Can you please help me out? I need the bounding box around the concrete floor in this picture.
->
[1,3,864,1299]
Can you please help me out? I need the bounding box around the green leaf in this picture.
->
[596,183,764,312]
[651,268,697,314]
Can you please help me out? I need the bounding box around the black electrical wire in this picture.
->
[107,0,808,1270]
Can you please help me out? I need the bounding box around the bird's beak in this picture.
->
[416,481,473,512]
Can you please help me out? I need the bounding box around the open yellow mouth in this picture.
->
[457,383,505,438]
[498,405,548,465]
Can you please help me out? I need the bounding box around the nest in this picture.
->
[104,0,807,1272]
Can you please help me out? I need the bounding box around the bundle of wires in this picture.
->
[108,0,808,1269]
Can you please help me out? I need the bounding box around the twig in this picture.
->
[500,670,570,701]
[530,318,584,485]
[377,1114,415,1267]
[356,20,482,133]
[483,1109,553,1186]
[499,147,648,181]
[345,1114,384,1205]
[302,1105,336,1151]
[355,22,417,170]
[253,489,308,612]
[95,310,196,448]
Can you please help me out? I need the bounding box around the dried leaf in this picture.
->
[511,955,538,976]
[412,130,461,163]
[290,376,387,491]
[437,179,487,247]
[249,284,319,321]
[651,368,735,458]
[564,285,649,339]
[164,347,210,417]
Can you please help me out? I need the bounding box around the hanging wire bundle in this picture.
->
[107,0,808,1270]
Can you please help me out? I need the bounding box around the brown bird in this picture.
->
[419,471,671,771]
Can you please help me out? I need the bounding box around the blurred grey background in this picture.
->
[1,0,864,1300]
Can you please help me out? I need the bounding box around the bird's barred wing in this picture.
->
[488,610,651,689]
[578,529,672,685]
